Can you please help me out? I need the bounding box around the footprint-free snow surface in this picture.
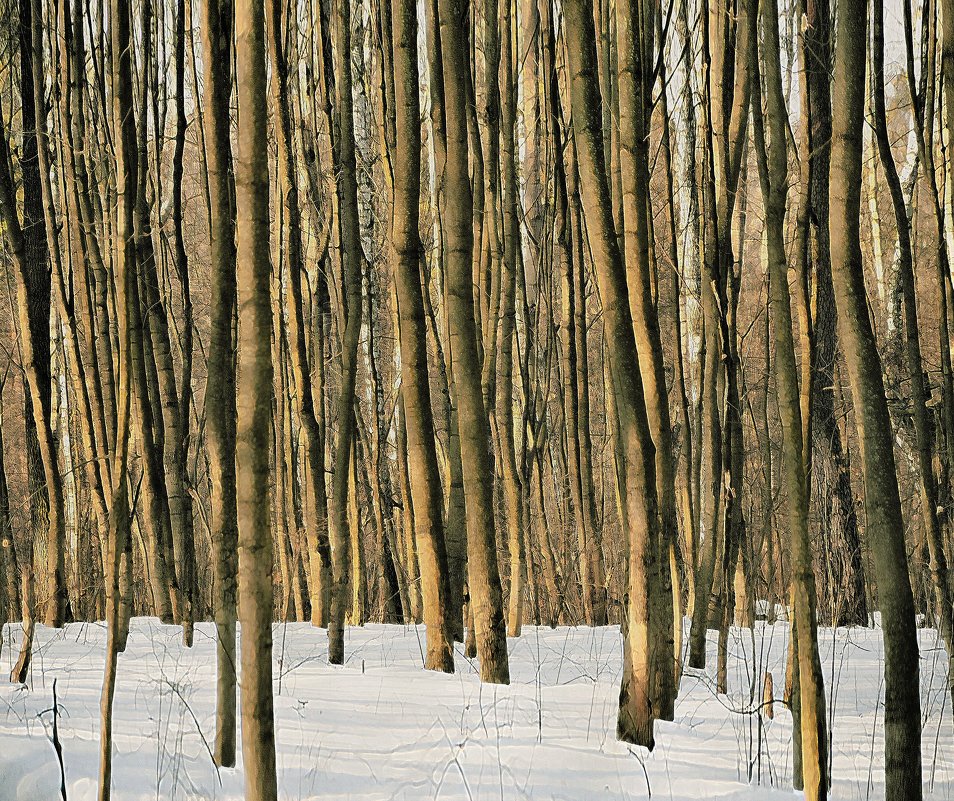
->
[0,619,951,799]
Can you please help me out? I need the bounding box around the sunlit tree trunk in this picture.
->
[752,4,827,794]
[802,0,867,629]
[563,0,660,747]
[687,0,753,670]
[498,0,528,636]
[391,0,454,668]
[615,0,677,719]
[432,0,511,684]
[267,0,333,630]
[422,0,467,639]
[128,0,178,625]
[234,0,279,794]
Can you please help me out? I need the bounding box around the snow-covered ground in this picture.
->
[0,618,951,800]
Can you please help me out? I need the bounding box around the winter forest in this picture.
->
[0,0,951,794]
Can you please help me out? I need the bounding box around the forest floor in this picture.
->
[0,617,951,800]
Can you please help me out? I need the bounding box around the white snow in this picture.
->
[0,619,951,799]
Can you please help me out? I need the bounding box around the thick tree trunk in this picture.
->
[803,0,868,629]
[829,0,922,795]
[871,0,954,707]
[543,0,602,625]
[234,0,279,794]
[0,0,68,629]
[563,0,661,747]
[422,0,466,639]
[391,0,454,669]
[432,0,510,684]
[615,0,677,719]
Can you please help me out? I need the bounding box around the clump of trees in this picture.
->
[0,0,950,797]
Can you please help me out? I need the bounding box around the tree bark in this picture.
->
[829,0,922,794]
[202,0,239,767]
[615,0,677,719]
[871,0,954,707]
[391,0,455,671]
[327,0,364,667]
[752,6,827,794]
[431,0,511,684]
[562,0,660,747]
[234,0,279,793]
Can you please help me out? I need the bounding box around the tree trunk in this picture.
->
[498,0,528,637]
[615,0,677,719]
[804,0,868,629]
[98,0,138,788]
[829,0,922,794]
[0,0,68,629]
[562,0,660,747]
[432,0,510,684]
[752,6,827,794]
[327,0,364,667]
[201,0,239,767]
[267,0,333,631]
[392,0,455,671]
[871,0,954,707]
[234,0,279,794]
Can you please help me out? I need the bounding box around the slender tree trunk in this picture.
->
[267,0,333,631]
[498,0,528,636]
[0,397,20,625]
[542,0,596,627]
[752,7,827,795]
[348,437,366,625]
[656,1,692,679]
[4,383,32,680]
[395,402,422,621]
[327,0,364,667]
[168,0,197,646]
[201,0,239,767]
[98,0,137,788]
[129,0,177,625]
[909,0,954,501]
